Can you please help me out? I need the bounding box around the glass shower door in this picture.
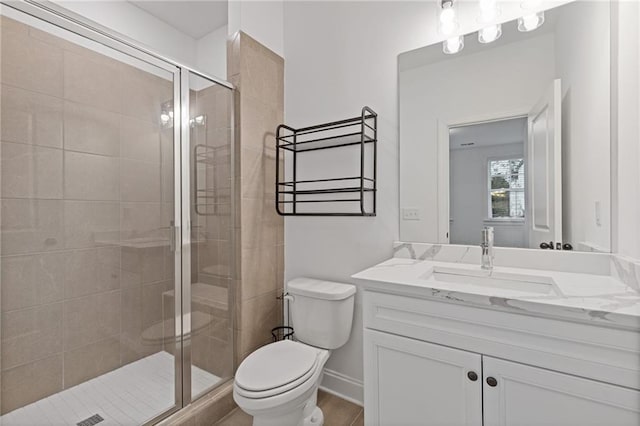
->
[184,72,235,401]
[0,9,181,424]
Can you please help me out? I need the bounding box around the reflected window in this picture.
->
[488,158,525,219]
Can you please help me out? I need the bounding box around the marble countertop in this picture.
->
[353,257,640,330]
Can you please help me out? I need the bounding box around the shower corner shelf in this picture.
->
[275,106,377,216]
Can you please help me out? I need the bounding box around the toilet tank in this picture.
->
[287,278,356,350]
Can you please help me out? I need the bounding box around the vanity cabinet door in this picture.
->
[364,329,482,426]
[483,356,640,426]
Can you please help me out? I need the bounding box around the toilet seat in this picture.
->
[235,341,322,399]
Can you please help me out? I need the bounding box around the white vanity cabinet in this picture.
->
[362,290,640,426]
[364,329,482,426]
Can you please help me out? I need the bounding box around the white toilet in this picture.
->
[233,277,356,426]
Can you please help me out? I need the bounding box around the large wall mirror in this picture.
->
[399,1,611,252]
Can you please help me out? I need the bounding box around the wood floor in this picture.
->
[216,390,363,426]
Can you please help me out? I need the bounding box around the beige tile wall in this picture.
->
[0,16,176,414]
[0,14,239,418]
[227,32,285,364]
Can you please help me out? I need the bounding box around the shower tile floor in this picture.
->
[1,352,221,426]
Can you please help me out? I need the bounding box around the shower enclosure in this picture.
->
[0,2,234,424]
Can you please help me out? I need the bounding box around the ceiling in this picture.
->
[449,117,527,150]
[130,0,228,39]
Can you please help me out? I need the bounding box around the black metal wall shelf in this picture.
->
[276,106,377,216]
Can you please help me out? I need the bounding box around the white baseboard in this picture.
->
[319,369,363,407]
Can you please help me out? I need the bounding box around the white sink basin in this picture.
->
[423,265,560,296]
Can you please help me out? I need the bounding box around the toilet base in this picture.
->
[252,406,307,426]
[303,406,324,426]
[249,388,323,426]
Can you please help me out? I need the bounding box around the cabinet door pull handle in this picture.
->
[467,371,478,381]
[486,377,498,387]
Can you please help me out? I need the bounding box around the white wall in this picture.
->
[284,1,433,402]
[229,0,283,57]
[450,142,526,248]
[399,34,556,243]
[614,1,640,259]
[197,25,229,79]
[555,2,611,251]
[283,0,574,404]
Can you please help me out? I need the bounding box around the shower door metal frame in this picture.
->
[0,1,235,424]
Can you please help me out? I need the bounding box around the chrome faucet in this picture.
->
[480,226,494,270]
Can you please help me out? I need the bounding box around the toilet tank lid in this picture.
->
[287,278,356,300]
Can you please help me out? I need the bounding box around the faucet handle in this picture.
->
[481,226,494,244]
[480,227,494,270]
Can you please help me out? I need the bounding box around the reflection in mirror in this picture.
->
[449,117,527,248]
[399,1,610,252]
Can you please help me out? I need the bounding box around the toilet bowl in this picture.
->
[233,278,356,426]
[233,340,330,426]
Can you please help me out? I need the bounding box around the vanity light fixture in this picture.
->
[517,12,545,32]
[478,23,502,43]
[439,0,459,36]
[477,0,501,43]
[443,35,464,54]
[518,0,544,32]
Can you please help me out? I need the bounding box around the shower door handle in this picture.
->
[169,223,179,252]
[159,222,179,252]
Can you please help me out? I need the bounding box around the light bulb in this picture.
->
[443,35,464,55]
[478,24,502,43]
[440,7,456,23]
[518,12,544,32]
[439,1,458,36]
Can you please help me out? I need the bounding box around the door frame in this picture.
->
[0,1,235,423]
[437,108,530,245]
